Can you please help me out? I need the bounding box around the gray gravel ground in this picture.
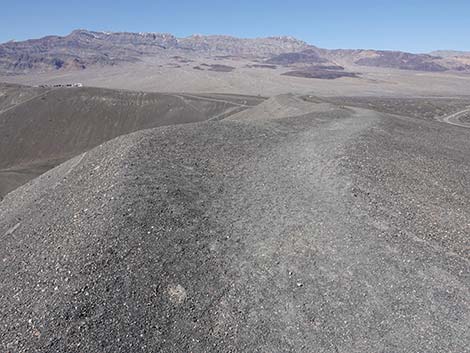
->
[0,99,469,352]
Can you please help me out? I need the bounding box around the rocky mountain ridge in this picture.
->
[1,29,469,74]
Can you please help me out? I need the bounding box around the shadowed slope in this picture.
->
[0,86,263,197]
[0,82,47,112]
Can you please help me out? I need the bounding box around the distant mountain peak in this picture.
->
[267,35,304,42]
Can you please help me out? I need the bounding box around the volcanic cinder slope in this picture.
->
[0,82,47,111]
[0,83,263,197]
[0,95,469,352]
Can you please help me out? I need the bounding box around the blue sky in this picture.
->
[0,0,469,52]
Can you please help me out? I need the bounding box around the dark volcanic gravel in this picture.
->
[0,103,469,352]
[282,69,358,80]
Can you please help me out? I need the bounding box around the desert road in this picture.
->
[439,108,470,128]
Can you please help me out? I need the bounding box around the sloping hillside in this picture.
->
[0,85,263,197]
[0,82,47,111]
[0,97,469,352]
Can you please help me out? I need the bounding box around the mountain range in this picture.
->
[1,29,470,75]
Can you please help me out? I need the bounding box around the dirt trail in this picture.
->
[438,108,470,128]
[174,93,251,107]
[0,88,54,114]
